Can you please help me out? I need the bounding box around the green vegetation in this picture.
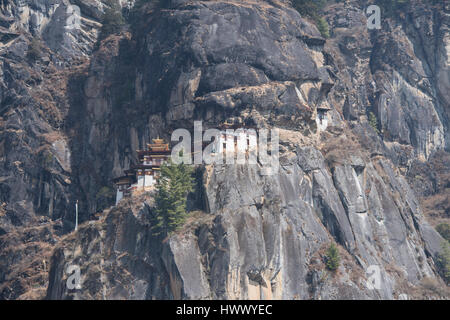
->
[39,150,53,168]
[129,0,169,16]
[26,38,42,62]
[152,158,195,236]
[128,0,170,29]
[44,152,53,167]
[436,223,450,242]
[292,0,328,18]
[95,186,115,212]
[369,111,380,135]
[316,17,330,39]
[292,0,330,38]
[99,1,125,39]
[436,241,450,284]
[325,242,341,271]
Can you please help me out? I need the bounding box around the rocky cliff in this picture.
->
[0,0,449,299]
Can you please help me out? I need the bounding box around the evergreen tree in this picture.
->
[152,158,195,236]
[369,111,380,134]
[325,242,340,271]
[316,17,330,38]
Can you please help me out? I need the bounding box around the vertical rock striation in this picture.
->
[0,0,448,299]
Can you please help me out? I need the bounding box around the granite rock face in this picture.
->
[45,152,443,299]
[325,1,449,162]
[0,0,449,299]
[0,0,111,299]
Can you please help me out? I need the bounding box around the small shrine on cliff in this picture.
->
[316,105,331,131]
[214,120,258,156]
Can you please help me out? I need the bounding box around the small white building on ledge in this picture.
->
[316,105,331,131]
[216,128,257,154]
[207,121,259,162]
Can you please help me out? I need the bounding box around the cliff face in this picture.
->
[0,0,449,299]
[0,0,98,299]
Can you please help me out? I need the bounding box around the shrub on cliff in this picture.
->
[369,112,380,134]
[436,223,450,242]
[292,0,328,18]
[26,38,42,62]
[325,242,340,271]
[129,0,170,16]
[100,6,125,39]
[316,17,330,38]
[96,186,115,212]
[152,158,195,236]
[292,0,330,38]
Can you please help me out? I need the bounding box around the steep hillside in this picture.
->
[0,0,449,299]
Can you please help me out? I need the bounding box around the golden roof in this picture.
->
[147,144,169,151]
[152,137,164,144]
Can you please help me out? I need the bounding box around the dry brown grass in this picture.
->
[173,210,215,237]
[321,133,365,168]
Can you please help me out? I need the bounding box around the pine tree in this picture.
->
[316,17,330,38]
[369,111,380,135]
[325,242,340,271]
[152,158,195,236]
